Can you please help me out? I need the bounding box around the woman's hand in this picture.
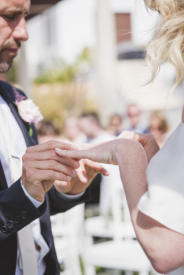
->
[119,131,160,162]
[54,159,109,195]
[138,133,160,162]
[55,139,120,165]
[55,131,159,166]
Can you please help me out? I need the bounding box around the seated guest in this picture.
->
[148,111,170,147]
[107,113,123,136]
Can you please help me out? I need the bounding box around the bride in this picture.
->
[56,1,184,274]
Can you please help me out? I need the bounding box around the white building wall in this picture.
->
[26,0,158,74]
[131,0,158,46]
[24,0,183,123]
[55,0,95,63]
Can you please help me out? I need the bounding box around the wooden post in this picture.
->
[16,43,32,98]
[95,0,124,123]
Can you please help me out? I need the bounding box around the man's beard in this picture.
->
[0,56,13,73]
[0,40,21,73]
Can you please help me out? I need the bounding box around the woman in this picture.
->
[56,1,184,274]
[148,111,170,147]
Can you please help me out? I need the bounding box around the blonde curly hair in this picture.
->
[144,0,184,86]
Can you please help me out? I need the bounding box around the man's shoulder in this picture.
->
[0,81,27,102]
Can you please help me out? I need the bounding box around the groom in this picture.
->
[0,0,107,274]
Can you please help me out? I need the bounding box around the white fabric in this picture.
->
[138,122,184,275]
[0,96,49,275]
[17,225,38,275]
[21,183,43,208]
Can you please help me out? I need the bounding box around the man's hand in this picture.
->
[54,159,109,195]
[22,141,80,202]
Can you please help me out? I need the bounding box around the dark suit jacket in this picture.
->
[0,81,91,275]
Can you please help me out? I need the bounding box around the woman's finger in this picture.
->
[83,159,109,176]
[55,148,89,160]
[75,161,88,184]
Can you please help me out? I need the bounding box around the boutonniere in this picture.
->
[15,99,43,124]
[13,87,43,136]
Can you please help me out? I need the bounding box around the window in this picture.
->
[115,13,131,44]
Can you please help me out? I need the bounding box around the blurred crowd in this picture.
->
[37,103,170,148]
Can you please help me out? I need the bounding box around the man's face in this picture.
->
[0,0,30,73]
[127,105,141,128]
[79,118,94,138]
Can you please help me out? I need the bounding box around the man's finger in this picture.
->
[27,140,78,153]
[30,168,72,182]
[54,180,72,193]
[25,150,80,169]
[27,160,77,177]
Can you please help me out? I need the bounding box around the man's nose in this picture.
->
[12,17,29,42]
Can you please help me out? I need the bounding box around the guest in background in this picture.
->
[36,119,60,143]
[79,112,113,143]
[126,103,146,133]
[108,113,123,136]
[148,111,170,147]
[62,116,86,143]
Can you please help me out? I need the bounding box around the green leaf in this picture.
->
[29,126,33,137]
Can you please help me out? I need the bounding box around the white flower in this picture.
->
[16,99,43,124]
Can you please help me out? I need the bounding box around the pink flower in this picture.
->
[15,99,43,124]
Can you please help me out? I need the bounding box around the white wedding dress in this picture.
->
[138,122,184,275]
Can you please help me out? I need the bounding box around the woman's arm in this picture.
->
[115,139,184,274]
[56,138,184,273]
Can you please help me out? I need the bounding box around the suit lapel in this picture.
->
[8,102,36,147]
[0,82,37,189]
[0,161,8,189]
[0,81,37,147]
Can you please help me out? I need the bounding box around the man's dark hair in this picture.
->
[37,119,59,136]
[80,112,101,126]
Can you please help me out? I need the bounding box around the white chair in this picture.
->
[83,239,151,275]
[83,165,162,275]
[84,164,135,241]
[83,238,163,275]
[51,204,85,275]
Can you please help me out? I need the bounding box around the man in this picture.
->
[0,1,107,274]
[79,112,112,143]
[107,113,123,137]
[126,103,146,133]
[62,116,85,143]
